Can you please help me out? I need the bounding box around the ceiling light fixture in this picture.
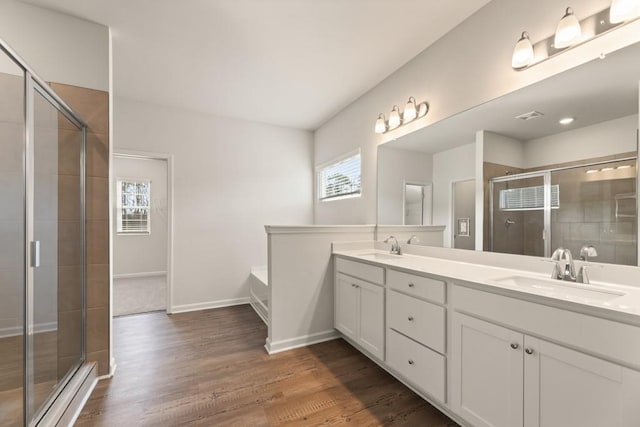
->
[374,113,387,134]
[403,97,417,122]
[555,7,582,48]
[559,117,575,125]
[373,98,429,134]
[610,0,640,23]
[512,2,640,71]
[512,32,534,69]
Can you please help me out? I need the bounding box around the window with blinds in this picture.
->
[317,151,361,201]
[499,184,560,211]
[116,179,151,234]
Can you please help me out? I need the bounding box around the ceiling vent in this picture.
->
[514,110,544,121]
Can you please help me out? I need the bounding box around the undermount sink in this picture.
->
[491,275,626,302]
[357,251,403,261]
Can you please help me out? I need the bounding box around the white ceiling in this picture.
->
[23,0,491,130]
[385,40,640,153]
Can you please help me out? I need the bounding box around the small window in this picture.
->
[317,150,361,201]
[499,184,559,211]
[116,179,151,234]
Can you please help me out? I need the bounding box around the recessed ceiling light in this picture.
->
[559,117,575,125]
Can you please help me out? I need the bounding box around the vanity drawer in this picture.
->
[387,269,445,304]
[387,290,445,353]
[335,257,384,285]
[387,328,446,403]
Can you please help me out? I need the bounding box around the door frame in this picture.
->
[402,180,433,225]
[112,150,175,314]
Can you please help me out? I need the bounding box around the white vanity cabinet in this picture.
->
[386,268,447,402]
[334,258,385,360]
[451,286,640,427]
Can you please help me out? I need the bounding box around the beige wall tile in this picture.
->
[87,220,109,265]
[87,264,109,309]
[87,177,109,221]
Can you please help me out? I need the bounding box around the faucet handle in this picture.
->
[577,265,590,284]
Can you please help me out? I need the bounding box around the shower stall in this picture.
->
[490,157,638,265]
[1,39,88,426]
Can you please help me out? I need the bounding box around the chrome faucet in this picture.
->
[577,245,598,284]
[384,235,402,255]
[551,247,576,282]
[407,235,420,245]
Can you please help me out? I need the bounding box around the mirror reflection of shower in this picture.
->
[490,157,637,265]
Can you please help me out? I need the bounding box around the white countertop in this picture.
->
[333,248,640,324]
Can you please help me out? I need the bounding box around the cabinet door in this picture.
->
[335,274,359,341]
[357,280,385,360]
[451,313,524,427]
[524,336,640,427]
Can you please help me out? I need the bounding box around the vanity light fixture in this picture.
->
[373,98,429,134]
[512,2,640,71]
[559,117,575,125]
[586,169,599,174]
[374,113,387,134]
[403,97,418,122]
[388,105,401,130]
[617,164,632,169]
[601,167,614,171]
[512,32,534,69]
[610,0,640,23]
[554,7,582,49]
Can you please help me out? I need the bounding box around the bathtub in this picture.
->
[250,267,268,325]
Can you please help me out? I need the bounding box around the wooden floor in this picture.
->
[76,305,458,426]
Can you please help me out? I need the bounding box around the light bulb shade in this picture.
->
[388,106,401,129]
[403,97,417,122]
[374,113,387,134]
[512,32,534,69]
[554,7,582,49]
[610,0,640,23]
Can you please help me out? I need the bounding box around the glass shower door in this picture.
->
[0,48,26,427]
[27,86,85,423]
[550,159,637,265]
[491,173,550,257]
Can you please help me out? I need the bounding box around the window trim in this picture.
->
[116,177,152,235]
[315,149,362,202]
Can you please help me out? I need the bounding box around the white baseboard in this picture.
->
[0,321,58,339]
[265,329,339,354]
[171,297,250,314]
[113,271,167,279]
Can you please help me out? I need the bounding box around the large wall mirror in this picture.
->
[377,41,639,266]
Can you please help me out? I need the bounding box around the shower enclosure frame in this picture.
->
[489,156,638,260]
[1,37,88,426]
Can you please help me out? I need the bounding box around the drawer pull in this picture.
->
[408,315,414,322]
[510,343,519,350]
[525,348,534,355]
[408,359,415,365]
[408,283,415,288]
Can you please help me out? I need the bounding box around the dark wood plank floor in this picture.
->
[76,305,458,426]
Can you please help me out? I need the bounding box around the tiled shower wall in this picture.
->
[51,83,110,376]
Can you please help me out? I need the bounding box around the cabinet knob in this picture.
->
[408,283,415,288]
[510,343,519,350]
[525,348,534,355]
[408,359,415,365]
[408,316,414,322]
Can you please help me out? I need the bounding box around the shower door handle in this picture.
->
[30,241,40,268]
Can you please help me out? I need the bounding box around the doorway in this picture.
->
[452,179,476,250]
[112,153,171,316]
[404,182,433,225]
